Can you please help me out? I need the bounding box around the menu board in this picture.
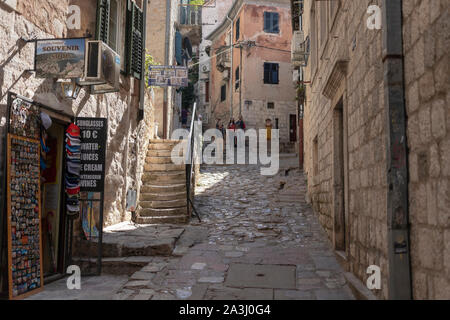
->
[7,134,44,300]
[76,118,107,192]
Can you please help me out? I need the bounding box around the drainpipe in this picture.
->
[239,44,243,117]
[226,15,234,120]
[139,0,148,121]
[163,0,172,139]
[382,0,412,300]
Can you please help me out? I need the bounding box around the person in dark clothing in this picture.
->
[236,115,246,130]
[182,108,188,127]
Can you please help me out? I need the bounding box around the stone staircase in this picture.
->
[134,139,190,224]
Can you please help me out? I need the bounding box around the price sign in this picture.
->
[75,118,108,192]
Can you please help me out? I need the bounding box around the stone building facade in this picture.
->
[0,0,155,227]
[206,0,298,151]
[197,0,233,125]
[146,0,181,138]
[301,0,449,299]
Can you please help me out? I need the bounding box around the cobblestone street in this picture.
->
[115,158,355,300]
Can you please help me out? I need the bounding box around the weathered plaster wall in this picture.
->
[209,1,297,147]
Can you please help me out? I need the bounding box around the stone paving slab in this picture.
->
[62,161,354,301]
[225,264,297,289]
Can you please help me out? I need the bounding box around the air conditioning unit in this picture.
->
[77,41,120,93]
[291,31,307,66]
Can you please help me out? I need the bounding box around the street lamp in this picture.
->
[60,80,81,100]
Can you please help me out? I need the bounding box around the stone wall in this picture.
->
[303,0,389,299]
[402,0,450,299]
[303,0,449,299]
[0,0,153,227]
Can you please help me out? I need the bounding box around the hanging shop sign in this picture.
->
[35,38,86,79]
[148,66,189,87]
[6,134,43,299]
[75,118,108,193]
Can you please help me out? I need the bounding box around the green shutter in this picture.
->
[96,0,111,43]
[126,0,144,79]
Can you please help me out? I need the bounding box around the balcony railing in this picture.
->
[179,5,202,26]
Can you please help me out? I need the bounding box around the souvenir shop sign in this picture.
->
[148,66,189,87]
[35,38,86,79]
[76,118,107,192]
[7,135,44,300]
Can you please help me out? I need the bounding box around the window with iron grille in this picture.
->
[264,63,279,84]
[268,102,275,109]
[264,12,279,34]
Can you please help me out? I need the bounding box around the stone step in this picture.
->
[73,237,177,258]
[140,199,187,209]
[148,143,180,151]
[147,150,174,157]
[135,215,189,225]
[71,256,155,275]
[140,192,186,201]
[141,184,186,194]
[146,156,184,165]
[150,139,183,144]
[139,207,188,217]
[142,171,186,184]
[144,163,185,172]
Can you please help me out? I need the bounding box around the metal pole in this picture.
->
[163,0,172,139]
[382,0,412,300]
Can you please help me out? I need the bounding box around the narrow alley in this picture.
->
[113,157,354,300]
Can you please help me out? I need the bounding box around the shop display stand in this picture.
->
[7,134,44,300]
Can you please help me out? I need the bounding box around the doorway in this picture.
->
[41,118,70,279]
[333,98,346,251]
[290,114,297,142]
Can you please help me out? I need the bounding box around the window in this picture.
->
[264,63,279,84]
[264,12,279,33]
[236,18,240,41]
[108,0,118,52]
[235,67,240,90]
[205,81,210,103]
[95,0,144,79]
[319,2,328,47]
[221,84,226,102]
[267,102,275,109]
